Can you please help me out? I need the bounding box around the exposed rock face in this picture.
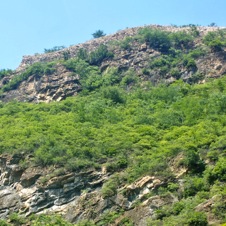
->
[0,154,109,221]
[1,25,226,103]
[0,154,174,225]
[0,187,22,218]
[1,65,81,103]
[16,25,221,72]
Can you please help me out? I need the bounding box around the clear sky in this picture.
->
[1,0,226,70]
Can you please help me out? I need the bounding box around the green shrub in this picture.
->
[9,213,26,225]
[208,39,224,51]
[106,157,128,172]
[171,201,185,215]
[63,51,70,60]
[63,58,101,89]
[188,48,206,59]
[0,69,12,79]
[170,31,194,49]
[92,30,106,38]
[77,48,89,61]
[150,57,170,69]
[189,25,200,37]
[170,68,181,79]
[83,73,103,91]
[76,220,95,226]
[89,44,114,65]
[31,214,74,226]
[97,210,122,226]
[44,46,65,53]
[183,177,207,197]
[117,217,134,226]
[209,135,226,153]
[102,176,120,198]
[64,58,87,72]
[183,56,197,70]
[102,86,125,104]
[119,37,132,50]
[0,219,10,226]
[211,194,226,220]
[77,45,113,66]
[203,30,226,51]
[167,182,180,192]
[121,69,138,86]
[138,28,171,53]
[180,150,205,173]
[102,67,121,86]
[185,211,208,226]
[44,62,57,75]
[208,157,226,182]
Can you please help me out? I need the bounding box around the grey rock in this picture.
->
[0,186,22,217]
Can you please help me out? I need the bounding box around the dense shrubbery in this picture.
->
[203,29,226,51]
[138,28,172,52]
[75,44,113,66]
[170,31,194,49]
[148,46,202,80]
[137,27,195,53]
[1,76,226,177]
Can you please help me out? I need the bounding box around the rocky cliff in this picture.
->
[1,25,226,103]
[0,153,185,225]
[0,153,223,225]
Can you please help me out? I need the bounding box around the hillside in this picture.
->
[1,25,226,103]
[0,25,226,226]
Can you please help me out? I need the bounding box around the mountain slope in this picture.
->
[0,25,226,225]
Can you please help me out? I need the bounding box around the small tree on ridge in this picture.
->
[92,30,106,38]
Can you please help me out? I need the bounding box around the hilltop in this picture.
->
[1,25,226,103]
[0,25,226,226]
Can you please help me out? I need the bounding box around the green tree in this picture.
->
[92,30,106,38]
[89,44,113,65]
[203,30,226,52]
[138,28,171,53]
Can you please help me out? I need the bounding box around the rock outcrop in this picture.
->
[0,154,174,224]
[1,25,226,103]
[16,25,221,72]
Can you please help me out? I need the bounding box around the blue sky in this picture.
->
[1,0,226,70]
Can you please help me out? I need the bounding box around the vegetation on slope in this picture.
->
[0,26,226,225]
[0,76,226,224]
